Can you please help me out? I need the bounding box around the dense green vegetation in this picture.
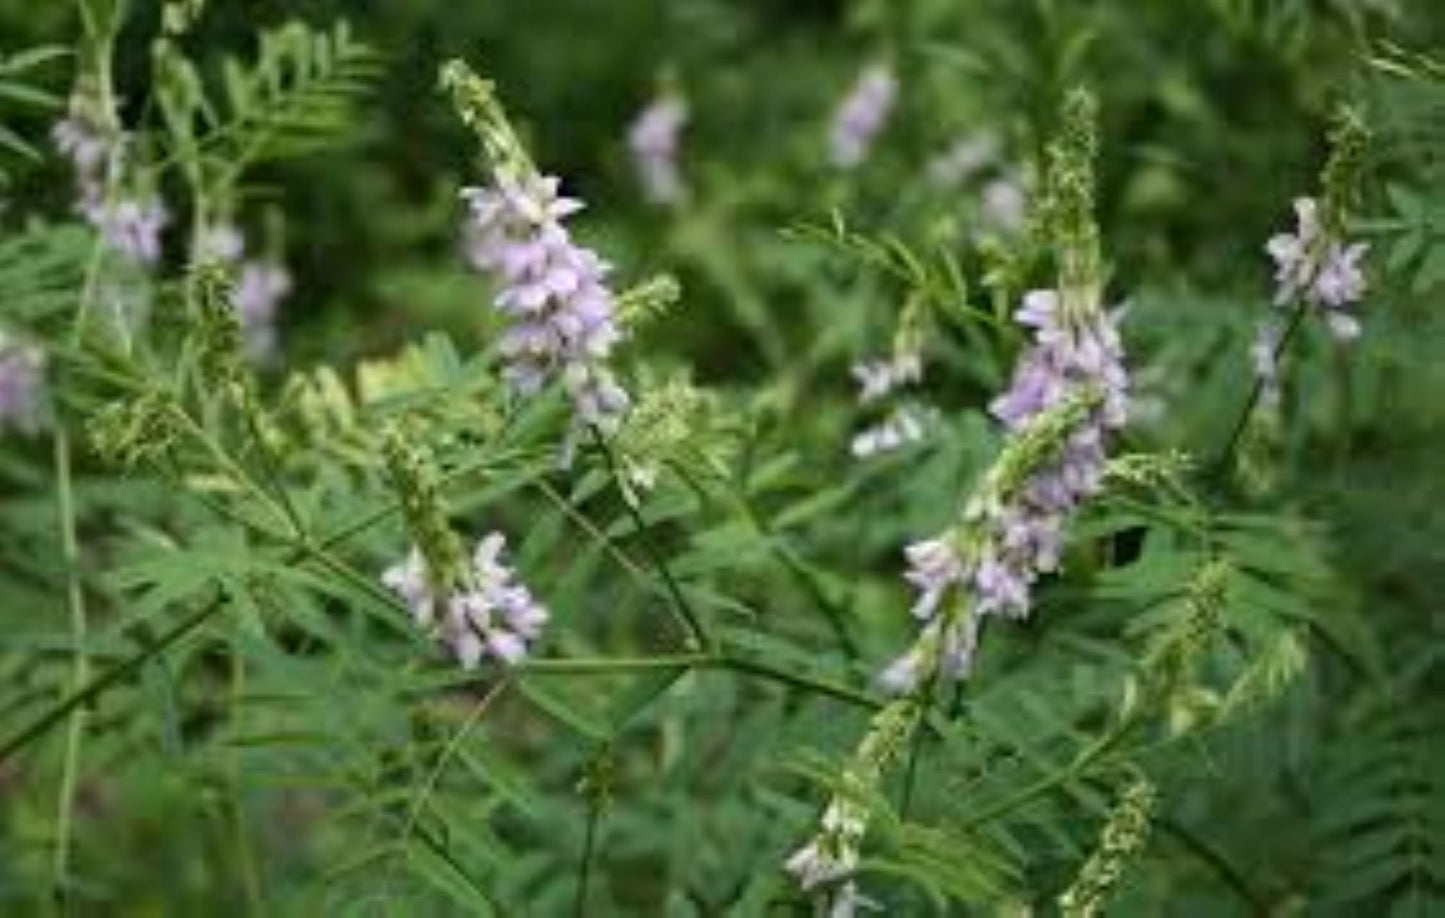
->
[1,1,1442,914]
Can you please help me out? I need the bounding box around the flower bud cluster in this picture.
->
[1058,776,1156,918]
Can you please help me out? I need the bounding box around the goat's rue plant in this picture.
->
[0,1,1439,914]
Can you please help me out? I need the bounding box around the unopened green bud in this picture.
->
[1059,775,1156,918]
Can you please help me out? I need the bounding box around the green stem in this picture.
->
[230,654,263,917]
[573,795,603,916]
[1212,301,1310,478]
[962,717,1136,830]
[50,428,88,905]
[588,428,712,652]
[2,591,226,762]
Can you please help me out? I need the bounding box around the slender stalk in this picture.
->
[1,592,226,762]
[961,716,1136,830]
[230,654,263,917]
[588,428,712,651]
[573,750,608,917]
[50,428,88,906]
[573,797,602,916]
[1212,301,1310,477]
[897,676,938,819]
[1155,816,1269,916]
[730,481,858,659]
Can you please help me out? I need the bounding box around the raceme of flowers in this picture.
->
[1266,196,1368,340]
[53,86,168,267]
[463,172,630,433]
[881,288,1129,692]
[383,532,549,669]
[627,93,688,205]
[830,63,897,170]
[0,332,46,435]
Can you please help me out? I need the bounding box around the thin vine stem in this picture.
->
[1211,300,1310,478]
[587,427,712,652]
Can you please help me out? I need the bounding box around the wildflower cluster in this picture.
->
[383,533,549,668]
[53,78,167,266]
[881,388,1106,692]
[627,91,688,205]
[444,61,630,435]
[850,350,929,459]
[830,63,897,170]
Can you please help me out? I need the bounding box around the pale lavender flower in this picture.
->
[902,536,968,621]
[383,532,549,669]
[926,132,999,187]
[881,288,1129,693]
[627,94,688,205]
[0,333,46,435]
[87,195,168,266]
[1266,196,1368,339]
[830,64,897,170]
[826,881,879,918]
[234,261,292,360]
[463,172,629,430]
[55,85,170,268]
[52,108,110,177]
